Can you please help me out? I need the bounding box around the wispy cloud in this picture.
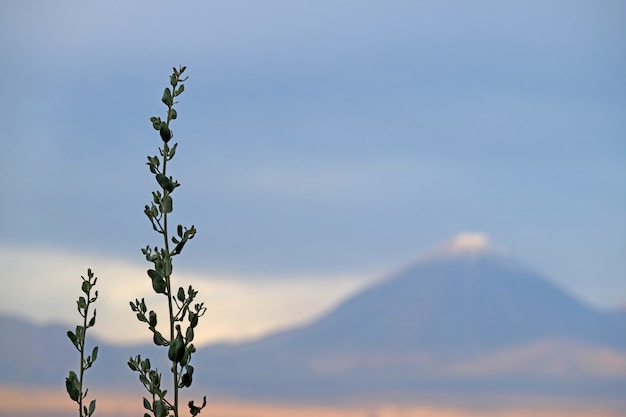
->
[0,245,372,346]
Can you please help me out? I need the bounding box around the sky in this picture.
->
[0,1,625,346]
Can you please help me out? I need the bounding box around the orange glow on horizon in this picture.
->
[0,385,622,417]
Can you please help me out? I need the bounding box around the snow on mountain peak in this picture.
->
[445,232,492,254]
[416,232,499,263]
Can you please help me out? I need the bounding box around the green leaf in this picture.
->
[180,350,190,367]
[128,357,139,371]
[147,268,163,279]
[152,277,167,294]
[186,326,194,343]
[154,260,163,277]
[174,84,185,97]
[81,280,91,294]
[163,194,173,214]
[172,239,187,255]
[168,326,185,363]
[88,399,96,416]
[91,345,99,362]
[153,330,168,346]
[88,312,96,328]
[155,173,175,192]
[149,310,157,327]
[143,397,152,411]
[189,311,198,328]
[169,142,177,159]
[177,287,185,302]
[161,87,172,106]
[180,365,194,387]
[155,400,168,417]
[77,296,87,310]
[141,358,151,372]
[75,325,84,341]
[151,370,161,387]
[67,330,79,349]
[139,374,149,387]
[189,396,207,417]
[151,116,162,130]
[169,108,177,120]
[147,269,166,294]
[65,371,81,402]
[170,73,178,87]
[159,123,172,142]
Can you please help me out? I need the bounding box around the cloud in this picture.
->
[0,244,372,346]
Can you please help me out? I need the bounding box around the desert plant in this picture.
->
[128,65,207,417]
[66,268,99,417]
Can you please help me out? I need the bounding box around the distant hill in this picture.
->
[239,252,623,354]
[1,234,625,406]
[0,313,157,388]
[0,314,74,385]
[196,234,626,401]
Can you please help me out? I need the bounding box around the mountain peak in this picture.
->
[441,232,492,255]
[448,232,491,251]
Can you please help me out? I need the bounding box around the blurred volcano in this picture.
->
[198,233,626,401]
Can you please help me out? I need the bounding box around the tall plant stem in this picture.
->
[162,109,179,417]
[66,269,98,417]
[130,66,206,417]
[77,301,88,416]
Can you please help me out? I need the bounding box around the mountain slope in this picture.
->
[197,236,626,400]
[0,313,158,388]
[221,246,623,357]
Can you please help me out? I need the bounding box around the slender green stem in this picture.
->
[78,302,88,416]
[162,108,178,417]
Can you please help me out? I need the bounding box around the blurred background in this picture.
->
[0,1,625,415]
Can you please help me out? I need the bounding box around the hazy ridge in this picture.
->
[1,236,625,409]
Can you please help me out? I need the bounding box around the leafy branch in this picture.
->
[129,65,207,417]
[66,268,99,417]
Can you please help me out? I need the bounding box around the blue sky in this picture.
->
[0,1,625,344]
